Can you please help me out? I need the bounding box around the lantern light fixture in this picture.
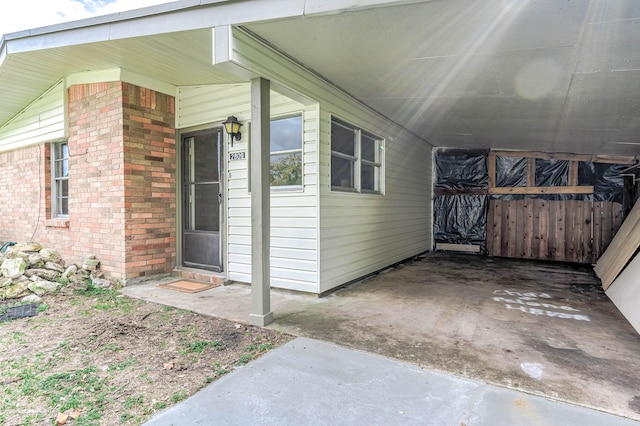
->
[222,116,242,146]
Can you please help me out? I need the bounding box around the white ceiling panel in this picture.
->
[1,0,639,158]
[245,0,640,157]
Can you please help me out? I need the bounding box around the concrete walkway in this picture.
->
[145,337,638,426]
[123,253,640,420]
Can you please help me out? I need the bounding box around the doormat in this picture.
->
[0,303,40,323]
[157,280,216,294]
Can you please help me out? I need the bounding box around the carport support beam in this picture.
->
[249,77,273,327]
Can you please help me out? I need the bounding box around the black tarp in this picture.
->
[434,150,488,247]
[433,195,487,246]
[578,162,627,203]
[535,159,569,187]
[433,149,627,248]
[496,156,526,187]
[435,151,488,189]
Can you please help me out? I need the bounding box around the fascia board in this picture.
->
[303,0,435,15]
[2,0,306,54]
[2,0,432,55]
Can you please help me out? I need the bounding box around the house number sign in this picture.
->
[229,152,246,161]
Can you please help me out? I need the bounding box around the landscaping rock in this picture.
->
[24,269,60,281]
[11,242,42,253]
[21,294,42,303]
[27,253,44,267]
[91,276,112,289]
[45,262,65,273]
[82,256,100,271]
[28,280,62,295]
[1,258,27,279]
[0,242,111,299]
[40,248,63,265]
[70,274,89,285]
[0,280,30,300]
[62,265,78,279]
[2,250,29,261]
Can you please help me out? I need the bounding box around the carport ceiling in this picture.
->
[245,0,640,157]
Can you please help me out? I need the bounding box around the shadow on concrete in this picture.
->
[123,252,640,421]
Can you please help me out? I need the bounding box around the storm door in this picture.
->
[181,128,223,271]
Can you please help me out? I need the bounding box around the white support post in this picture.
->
[249,77,273,326]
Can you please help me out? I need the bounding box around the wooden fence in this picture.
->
[487,199,623,264]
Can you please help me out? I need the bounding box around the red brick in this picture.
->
[0,81,176,281]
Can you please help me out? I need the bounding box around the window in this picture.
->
[270,115,303,187]
[52,142,69,217]
[331,117,383,193]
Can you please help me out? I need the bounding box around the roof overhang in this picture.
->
[1,0,639,158]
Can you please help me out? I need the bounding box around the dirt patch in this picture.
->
[0,287,292,425]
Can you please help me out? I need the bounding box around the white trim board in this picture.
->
[606,252,640,335]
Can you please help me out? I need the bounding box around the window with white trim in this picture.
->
[52,141,69,217]
[331,117,383,193]
[270,115,303,187]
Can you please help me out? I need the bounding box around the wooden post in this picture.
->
[487,153,496,189]
[249,77,273,327]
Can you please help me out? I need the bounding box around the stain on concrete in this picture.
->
[124,252,640,421]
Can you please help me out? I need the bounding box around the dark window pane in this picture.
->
[270,152,302,186]
[331,155,354,188]
[58,180,69,197]
[59,198,69,216]
[331,121,355,156]
[55,159,68,178]
[361,134,378,162]
[361,163,379,192]
[271,116,302,152]
[54,143,69,178]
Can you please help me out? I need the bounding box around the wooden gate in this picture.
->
[486,199,623,264]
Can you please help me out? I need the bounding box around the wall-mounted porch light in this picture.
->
[222,116,243,146]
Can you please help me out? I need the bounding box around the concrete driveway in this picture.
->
[123,252,640,421]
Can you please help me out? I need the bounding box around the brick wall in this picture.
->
[67,82,128,277]
[121,83,176,279]
[0,81,176,281]
[0,145,63,251]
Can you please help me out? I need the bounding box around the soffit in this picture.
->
[0,28,233,124]
[1,0,639,158]
[245,0,640,157]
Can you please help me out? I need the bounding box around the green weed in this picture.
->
[237,354,253,365]
[185,340,223,354]
[109,357,137,372]
[40,365,106,415]
[99,343,123,353]
[123,394,144,409]
[74,285,134,313]
[170,390,187,403]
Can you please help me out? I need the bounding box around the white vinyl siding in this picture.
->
[0,80,65,153]
[227,27,432,293]
[177,84,319,292]
[319,110,432,292]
